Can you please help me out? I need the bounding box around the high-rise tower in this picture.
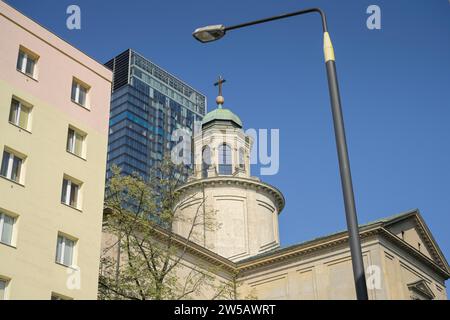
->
[105,49,206,179]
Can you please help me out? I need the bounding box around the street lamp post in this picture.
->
[193,8,369,300]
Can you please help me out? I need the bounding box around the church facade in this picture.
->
[101,86,449,300]
[169,207,449,299]
[170,89,449,300]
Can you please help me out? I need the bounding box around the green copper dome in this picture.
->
[202,107,242,128]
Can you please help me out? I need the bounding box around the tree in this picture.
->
[98,158,235,300]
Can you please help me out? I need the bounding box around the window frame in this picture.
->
[61,176,82,210]
[16,46,39,79]
[201,146,211,178]
[66,126,86,159]
[9,97,32,132]
[0,277,9,300]
[55,234,76,267]
[238,148,245,170]
[0,211,16,247]
[51,292,73,300]
[71,78,90,109]
[0,148,26,185]
[218,143,233,175]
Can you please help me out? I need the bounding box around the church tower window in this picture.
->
[202,146,211,178]
[218,143,232,175]
[239,148,245,171]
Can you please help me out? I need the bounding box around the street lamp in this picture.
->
[193,8,369,300]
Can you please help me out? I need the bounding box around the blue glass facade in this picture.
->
[105,49,206,180]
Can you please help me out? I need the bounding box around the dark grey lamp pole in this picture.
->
[193,8,369,300]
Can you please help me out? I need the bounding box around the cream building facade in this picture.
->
[170,92,449,300]
[0,1,112,299]
[154,207,449,300]
[236,210,449,300]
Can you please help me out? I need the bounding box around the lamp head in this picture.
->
[192,25,226,43]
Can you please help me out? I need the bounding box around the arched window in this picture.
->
[238,148,245,171]
[218,143,232,175]
[202,146,211,178]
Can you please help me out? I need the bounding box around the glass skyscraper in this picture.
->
[105,49,206,180]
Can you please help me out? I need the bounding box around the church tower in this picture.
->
[173,77,284,262]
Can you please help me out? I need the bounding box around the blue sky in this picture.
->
[7,0,450,289]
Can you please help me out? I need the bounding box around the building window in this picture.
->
[0,278,9,300]
[61,177,81,209]
[51,292,73,300]
[238,148,245,170]
[218,143,232,175]
[66,127,86,158]
[16,47,38,78]
[202,146,211,178]
[55,234,76,267]
[9,97,32,131]
[1,149,25,184]
[71,78,89,107]
[0,212,15,246]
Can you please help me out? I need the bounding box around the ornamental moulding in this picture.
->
[176,176,285,212]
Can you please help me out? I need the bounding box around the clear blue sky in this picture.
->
[7,0,450,289]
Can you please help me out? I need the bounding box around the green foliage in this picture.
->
[98,157,235,300]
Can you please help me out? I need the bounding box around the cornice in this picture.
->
[381,211,449,275]
[0,1,112,82]
[164,224,449,279]
[103,208,449,280]
[235,226,449,279]
[412,215,449,271]
[235,226,382,273]
[175,176,285,213]
[379,228,450,279]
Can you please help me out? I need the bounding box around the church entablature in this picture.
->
[176,176,285,214]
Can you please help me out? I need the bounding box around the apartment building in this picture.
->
[0,1,112,299]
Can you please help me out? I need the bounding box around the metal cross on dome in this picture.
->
[214,75,226,97]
